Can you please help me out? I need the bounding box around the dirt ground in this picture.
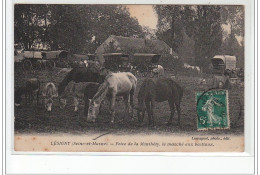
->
[14,67,244,135]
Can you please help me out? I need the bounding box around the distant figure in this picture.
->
[42,82,58,112]
[15,78,40,106]
[152,65,164,77]
[199,78,207,85]
[84,60,88,68]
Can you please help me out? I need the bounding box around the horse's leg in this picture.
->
[150,98,155,126]
[74,96,79,112]
[123,94,130,119]
[25,92,28,105]
[36,90,39,105]
[130,89,135,119]
[145,100,152,126]
[110,93,116,123]
[31,92,34,105]
[167,99,175,125]
[84,97,89,116]
[175,101,181,126]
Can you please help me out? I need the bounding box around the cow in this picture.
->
[15,78,40,106]
[42,82,58,112]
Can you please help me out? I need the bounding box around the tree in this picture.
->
[154,5,184,53]
[177,31,195,64]
[14,4,49,50]
[141,26,157,40]
[14,4,144,53]
[221,6,244,38]
[182,6,223,71]
[220,5,244,66]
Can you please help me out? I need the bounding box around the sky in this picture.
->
[125,5,243,44]
[126,5,158,29]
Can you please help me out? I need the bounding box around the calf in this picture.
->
[15,78,40,106]
[42,82,58,111]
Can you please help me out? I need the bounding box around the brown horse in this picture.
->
[135,78,183,126]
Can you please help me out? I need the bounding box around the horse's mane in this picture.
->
[92,80,109,102]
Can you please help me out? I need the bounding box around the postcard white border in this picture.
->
[4,0,256,174]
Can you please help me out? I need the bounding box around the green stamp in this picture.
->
[196,90,229,130]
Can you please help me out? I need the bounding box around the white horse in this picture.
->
[87,72,137,123]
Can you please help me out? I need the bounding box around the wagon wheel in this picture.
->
[109,63,118,72]
[35,61,42,70]
[61,60,70,68]
[141,65,149,77]
[23,60,32,71]
[135,65,144,77]
[149,70,155,78]
[46,60,56,70]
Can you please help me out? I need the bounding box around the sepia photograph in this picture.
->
[13,4,245,152]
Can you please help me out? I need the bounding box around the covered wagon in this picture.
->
[211,55,238,88]
[101,53,131,72]
[211,55,236,74]
[22,50,69,70]
[132,53,161,77]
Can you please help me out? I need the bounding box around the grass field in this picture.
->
[14,67,244,135]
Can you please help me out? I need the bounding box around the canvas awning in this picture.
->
[102,53,129,57]
[211,55,236,70]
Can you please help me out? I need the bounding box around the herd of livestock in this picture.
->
[14,64,183,127]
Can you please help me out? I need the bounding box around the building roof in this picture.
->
[95,35,178,56]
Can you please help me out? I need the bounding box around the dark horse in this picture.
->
[135,77,183,126]
[83,83,100,115]
[58,67,108,107]
[15,78,41,106]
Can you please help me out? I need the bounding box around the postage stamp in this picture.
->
[196,90,230,130]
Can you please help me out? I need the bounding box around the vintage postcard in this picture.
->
[14,4,245,152]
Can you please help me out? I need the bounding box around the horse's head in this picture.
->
[59,97,67,109]
[14,87,25,106]
[44,98,54,112]
[87,99,100,123]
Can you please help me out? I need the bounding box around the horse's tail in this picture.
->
[126,72,137,91]
[169,78,183,102]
